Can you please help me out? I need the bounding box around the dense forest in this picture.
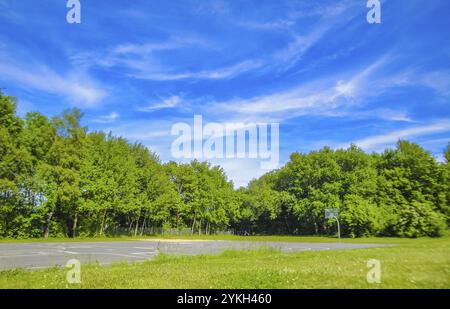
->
[1,92,449,238]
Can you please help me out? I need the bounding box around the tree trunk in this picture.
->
[100,210,107,235]
[191,213,196,235]
[44,211,54,238]
[128,219,133,234]
[140,217,146,236]
[134,218,139,236]
[72,213,78,238]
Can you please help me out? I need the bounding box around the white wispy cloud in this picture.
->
[92,112,119,123]
[107,124,170,141]
[236,19,295,30]
[70,35,209,70]
[101,120,176,164]
[267,0,361,71]
[217,85,338,115]
[133,59,263,81]
[138,95,182,112]
[0,59,107,107]
[210,56,389,120]
[334,55,390,98]
[339,108,416,123]
[273,28,329,71]
[345,121,450,151]
[372,109,415,123]
[208,159,268,188]
[286,0,354,20]
[421,71,450,97]
[71,36,261,81]
[112,36,209,56]
[16,99,36,117]
[194,0,231,15]
[202,55,449,128]
[376,69,450,98]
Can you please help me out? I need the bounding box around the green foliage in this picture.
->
[236,142,449,238]
[0,92,448,238]
[0,92,237,238]
[340,195,384,237]
[392,201,447,237]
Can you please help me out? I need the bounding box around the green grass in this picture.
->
[0,235,449,288]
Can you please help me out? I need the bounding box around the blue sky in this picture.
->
[1,0,450,187]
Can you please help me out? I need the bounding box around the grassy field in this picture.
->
[0,235,449,288]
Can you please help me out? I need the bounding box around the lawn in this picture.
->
[0,235,449,288]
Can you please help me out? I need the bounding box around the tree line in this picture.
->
[236,143,449,237]
[1,92,449,238]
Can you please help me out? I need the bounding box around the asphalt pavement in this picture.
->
[0,240,392,270]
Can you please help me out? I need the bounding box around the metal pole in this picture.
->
[336,218,341,239]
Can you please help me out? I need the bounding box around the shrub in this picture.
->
[340,195,384,237]
[393,201,447,237]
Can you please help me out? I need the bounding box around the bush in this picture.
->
[393,201,447,237]
[340,195,384,237]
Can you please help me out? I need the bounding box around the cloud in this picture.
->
[267,1,361,71]
[211,57,389,120]
[92,112,119,123]
[100,119,178,164]
[209,159,267,188]
[345,121,450,151]
[334,55,390,98]
[132,59,263,81]
[112,36,209,56]
[16,99,36,117]
[72,36,261,81]
[194,0,231,15]
[103,119,175,142]
[236,19,295,31]
[273,28,328,71]
[138,95,182,112]
[217,86,338,116]
[340,108,416,123]
[376,69,450,98]
[286,0,354,20]
[70,35,210,72]
[0,60,107,107]
[373,109,415,123]
[421,71,450,97]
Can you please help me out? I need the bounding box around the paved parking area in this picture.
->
[0,240,392,270]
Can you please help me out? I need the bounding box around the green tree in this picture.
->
[0,93,33,237]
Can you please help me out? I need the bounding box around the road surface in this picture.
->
[0,240,392,270]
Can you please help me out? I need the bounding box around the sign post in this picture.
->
[325,208,340,239]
